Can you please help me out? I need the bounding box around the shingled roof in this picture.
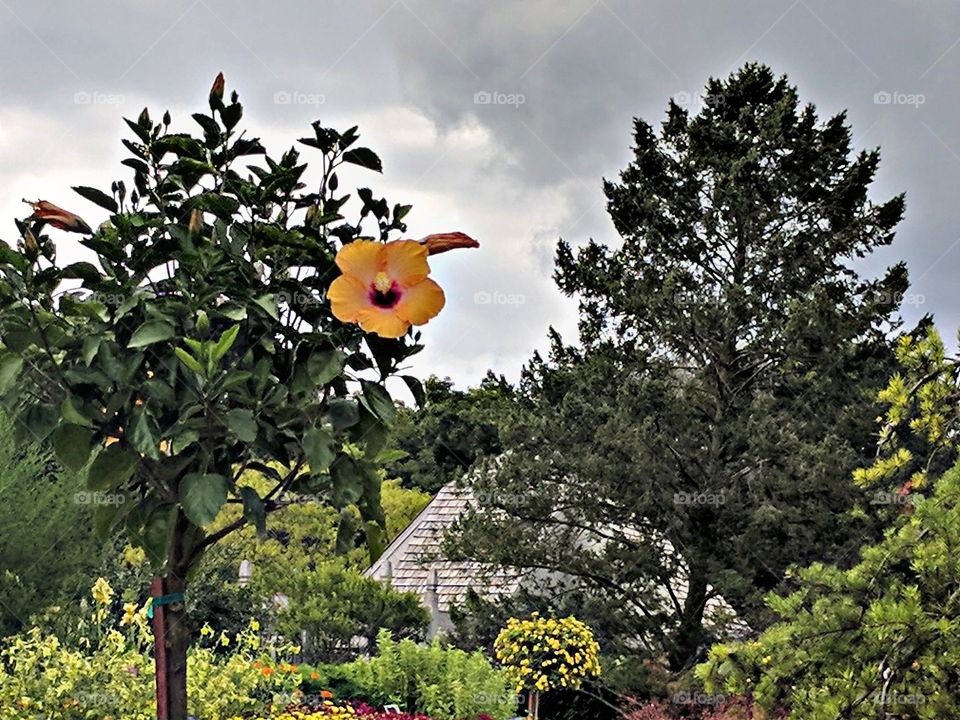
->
[365,482,522,616]
[366,479,749,641]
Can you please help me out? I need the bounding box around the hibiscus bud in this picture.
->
[22,228,38,255]
[23,199,92,234]
[188,208,203,235]
[209,72,225,110]
[418,232,480,255]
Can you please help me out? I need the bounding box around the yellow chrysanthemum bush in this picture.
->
[494,614,601,695]
[0,579,302,720]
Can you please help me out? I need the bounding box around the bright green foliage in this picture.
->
[196,477,429,660]
[854,324,959,495]
[80,476,431,656]
[698,454,960,718]
[273,563,429,664]
[314,630,516,720]
[452,63,906,673]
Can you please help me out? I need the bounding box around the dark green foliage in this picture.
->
[0,409,101,637]
[451,64,907,674]
[386,374,513,493]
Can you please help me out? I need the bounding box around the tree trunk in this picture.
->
[668,565,708,672]
[164,572,189,720]
[155,510,192,720]
[527,690,540,719]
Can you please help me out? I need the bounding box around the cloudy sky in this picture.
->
[1,0,957,387]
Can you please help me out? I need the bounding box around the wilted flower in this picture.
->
[23,199,92,234]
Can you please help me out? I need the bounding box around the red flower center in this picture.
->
[370,272,402,309]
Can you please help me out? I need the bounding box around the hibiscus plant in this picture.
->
[0,74,475,718]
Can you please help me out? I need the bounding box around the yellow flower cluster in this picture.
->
[494,613,601,694]
[234,700,357,720]
[91,577,114,605]
[0,579,303,720]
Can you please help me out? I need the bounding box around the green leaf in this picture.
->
[129,407,161,460]
[82,336,101,365]
[171,428,199,455]
[308,349,346,386]
[210,324,240,362]
[219,303,247,321]
[364,521,386,562]
[72,185,118,213]
[175,347,204,374]
[87,444,138,491]
[361,381,396,424]
[254,294,279,320]
[304,426,336,473]
[342,147,383,172]
[179,473,228,527]
[330,455,364,508]
[374,448,409,464]
[191,112,220,137]
[401,375,426,407]
[128,320,174,348]
[62,261,103,282]
[143,504,175,568]
[239,486,266,537]
[335,507,359,554]
[123,117,152,143]
[53,423,94,471]
[328,398,360,432]
[0,355,23,394]
[62,395,93,427]
[225,408,257,443]
[93,496,132,541]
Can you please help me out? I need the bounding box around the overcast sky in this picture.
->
[1,0,957,388]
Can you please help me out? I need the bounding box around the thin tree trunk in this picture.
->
[527,690,540,719]
[165,572,189,720]
[158,510,191,720]
[668,565,708,672]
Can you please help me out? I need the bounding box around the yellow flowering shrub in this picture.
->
[494,614,601,694]
[0,580,301,720]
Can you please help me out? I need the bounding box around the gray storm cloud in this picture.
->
[1,0,958,386]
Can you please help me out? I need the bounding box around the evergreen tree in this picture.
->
[453,64,908,673]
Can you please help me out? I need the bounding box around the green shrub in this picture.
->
[0,409,101,637]
[315,630,516,720]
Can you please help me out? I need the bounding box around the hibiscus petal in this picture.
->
[327,275,369,322]
[395,278,445,325]
[335,239,382,285]
[356,307,410,338]
[383,240,430,287]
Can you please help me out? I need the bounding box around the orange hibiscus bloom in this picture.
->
[326,239,446,338]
